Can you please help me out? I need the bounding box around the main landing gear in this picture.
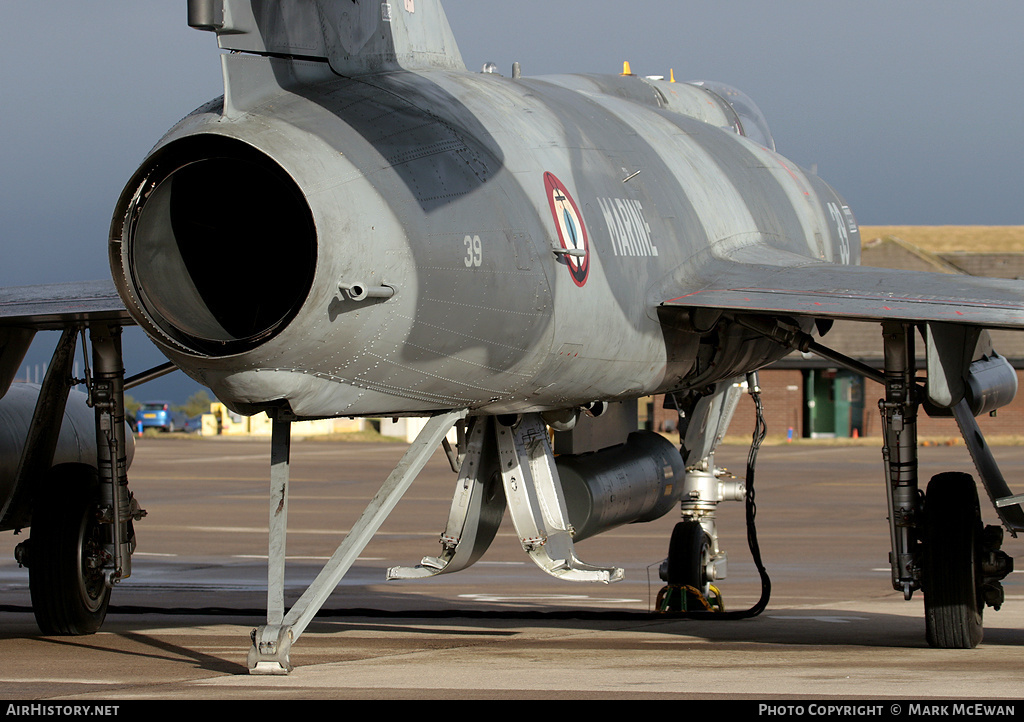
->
[876,322,1016,648]
[10,323,147,637]
[714,317,1020,646]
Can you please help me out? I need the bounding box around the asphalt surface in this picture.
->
[0,435,1022,701]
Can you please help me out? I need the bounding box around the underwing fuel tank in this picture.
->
[555,431,686,542]
[0,384,134,531]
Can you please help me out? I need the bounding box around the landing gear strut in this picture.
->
[879,322,921,600]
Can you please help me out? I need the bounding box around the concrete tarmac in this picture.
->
[0,435,1022,700]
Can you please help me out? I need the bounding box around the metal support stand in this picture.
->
[496,414,623,583]
[387,417,506,580]
[248,409,468,675]
[267,417,291,627]
[952,400,1024,535]
[390,414,623,584]
[879,322,921,599]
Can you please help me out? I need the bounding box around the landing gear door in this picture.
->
[924,323,983,409]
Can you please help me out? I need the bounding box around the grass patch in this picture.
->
[300,429,406,443]
[860,226,1024,253]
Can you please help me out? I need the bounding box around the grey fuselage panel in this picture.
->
[110,57,867,419]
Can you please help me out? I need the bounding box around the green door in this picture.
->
[807,369,837,438]
[807,369,865,438]
[833,371,865,438]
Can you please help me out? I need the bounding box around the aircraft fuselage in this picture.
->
[111,59,859,419]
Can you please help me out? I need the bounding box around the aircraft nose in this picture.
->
[114,136,317,356]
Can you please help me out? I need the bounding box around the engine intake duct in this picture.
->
[556,431,685,542]
[118,135,317,357]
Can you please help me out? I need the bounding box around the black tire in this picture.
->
[28,464,111,635]
[666,521,711,593]
[922,472,984,649]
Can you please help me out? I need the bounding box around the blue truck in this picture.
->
[134,401,187,433]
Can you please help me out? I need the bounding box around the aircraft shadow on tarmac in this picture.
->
[13,604,1024,660]
[298,612,1024,650]
[8,562,1024,657]
[0,599,1020,678]
[25,629,248,676]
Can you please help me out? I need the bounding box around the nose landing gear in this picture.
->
[657,520,724,613]
[655,374,771,618]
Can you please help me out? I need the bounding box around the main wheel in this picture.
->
[28,464,111,635]
[661,521,712,611]
[921,472,984,649]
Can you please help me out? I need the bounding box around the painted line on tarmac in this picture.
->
[458,593,642,604]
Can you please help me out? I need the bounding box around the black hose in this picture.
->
[735,374,772,618]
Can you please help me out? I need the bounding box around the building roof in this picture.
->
[938,253,1024,280]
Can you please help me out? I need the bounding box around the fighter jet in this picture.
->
[1,0,1021,674]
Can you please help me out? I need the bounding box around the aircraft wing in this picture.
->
[0,281,132,330]
[661,253,1024,330]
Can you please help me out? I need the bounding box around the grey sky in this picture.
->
[2,1,1022,402]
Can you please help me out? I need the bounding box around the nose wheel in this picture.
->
[658,520,722,612]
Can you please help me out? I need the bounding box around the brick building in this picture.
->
[648,230,1024,441]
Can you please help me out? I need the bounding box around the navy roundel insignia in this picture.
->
[544,172,590,287]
